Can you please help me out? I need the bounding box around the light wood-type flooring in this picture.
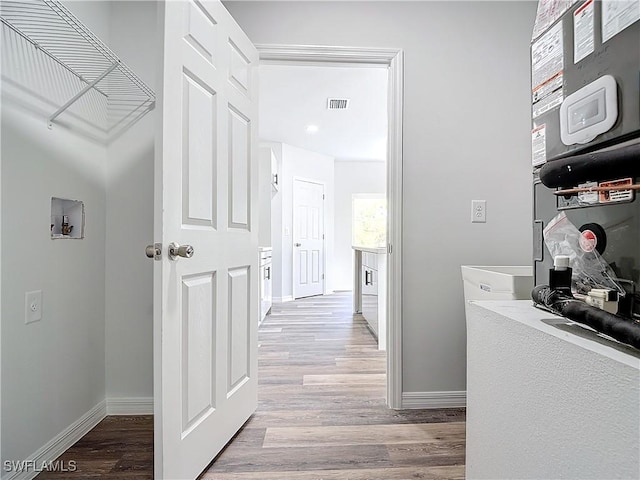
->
[37,293,465,479]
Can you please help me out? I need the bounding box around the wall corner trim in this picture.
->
[106,397,154,415]
[401,391,467,409]
[2,400,107,480]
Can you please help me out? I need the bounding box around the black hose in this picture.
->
[539,143,640,188]
[532,285,640,350]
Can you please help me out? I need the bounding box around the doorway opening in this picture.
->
[256,45,404,408]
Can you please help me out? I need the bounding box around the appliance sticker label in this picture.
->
[533,88,563,118]
[532,0,577,41]
[602,0,640,43]
[532,124,547,166]
[599,178,634,203]
[532,22,564,107]
[577,181,599,204]
[574,0,595,63]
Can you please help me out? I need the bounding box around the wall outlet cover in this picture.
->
[471,200,487,223]
[25,290,43,324]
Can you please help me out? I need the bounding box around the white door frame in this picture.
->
[256,44,403,409]
[292,176,326,299]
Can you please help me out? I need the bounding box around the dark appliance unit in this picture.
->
[531,0,640,325]
[531,0,640,165]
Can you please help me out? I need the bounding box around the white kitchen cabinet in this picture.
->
[259,247,273,323]
[353,246,387,350]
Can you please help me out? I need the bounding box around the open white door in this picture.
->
[293,179,325,299]
[153,1,259,478]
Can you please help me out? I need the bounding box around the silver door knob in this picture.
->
[145,243,162,261]
[294,243,301,247]
[169,242,194,260]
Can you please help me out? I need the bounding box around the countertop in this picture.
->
[470,300,640,368]
[352,246,386,254]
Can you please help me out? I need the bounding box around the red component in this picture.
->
[579,229,597,252]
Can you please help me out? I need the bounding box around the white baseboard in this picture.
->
[2,400,107,480]
[106,397,154,415]
[273,295,293,303]
[401,391,466,409]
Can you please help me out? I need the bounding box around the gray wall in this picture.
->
[1,1,156,465]
[1,0,110,458]
[1,106,108,468]
[334,160,386,291]
[225,1,537,394]
[104,1,156,401]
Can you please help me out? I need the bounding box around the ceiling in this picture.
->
[259,64,388,161]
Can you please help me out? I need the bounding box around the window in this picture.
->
[352,194,387,248]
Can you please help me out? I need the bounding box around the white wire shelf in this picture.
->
[0,0,155,138]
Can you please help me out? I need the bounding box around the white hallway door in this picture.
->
[154,1,259,479]
[293,179,325,298]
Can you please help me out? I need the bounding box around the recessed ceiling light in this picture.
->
[306,125,319,134]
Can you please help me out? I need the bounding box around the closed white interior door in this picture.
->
[293,179,325,298]
[154,1,259,478]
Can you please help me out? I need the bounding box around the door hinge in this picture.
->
[322,273,325,279]
[323,194,325,200]
[388,243,393,254]
[322,234,325,240]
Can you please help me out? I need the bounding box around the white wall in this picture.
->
[268,143,335,300]
[263,142,284,298]
[466,302,640,479]
[1,1,157,466]
[1,1,109,464]
[334,160,386,291]
[104,0,156,402]
[225,1,537,395]
[258,147,273,248]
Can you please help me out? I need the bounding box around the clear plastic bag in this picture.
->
[543,212,625,296]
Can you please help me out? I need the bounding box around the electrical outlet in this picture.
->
[25,290,42,324]
[471,200,486,223]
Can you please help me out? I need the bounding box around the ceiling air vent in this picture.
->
[327,98,350,110]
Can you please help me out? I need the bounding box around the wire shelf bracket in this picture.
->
[0,0,156,138]
[47,60,120,129]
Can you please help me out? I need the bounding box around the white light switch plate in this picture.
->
[472,200,486,223]
[25,290,43,324]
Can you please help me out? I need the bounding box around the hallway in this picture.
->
[200,292,466,479]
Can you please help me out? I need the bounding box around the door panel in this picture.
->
[181,273,216,431]
[312,249,320,283]
[229,39,250,94]
[228,266,250,394]
[228,106,250,228]
[182,72,217,227]
[293,179,325,298]
[155,1,258,478]
[299,250,308,284]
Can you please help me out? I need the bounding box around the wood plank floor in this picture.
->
[36,292,465,479]
[200,292,466,479]
[35,416,153,479]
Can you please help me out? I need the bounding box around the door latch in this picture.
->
[145,243,162,261]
